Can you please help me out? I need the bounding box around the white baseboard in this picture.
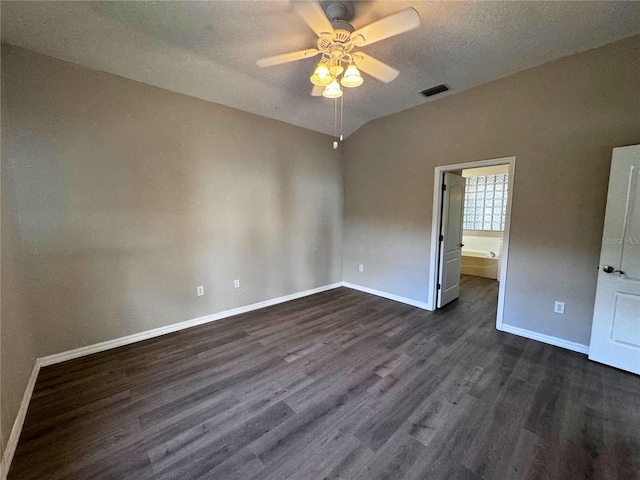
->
[1,361,41,480]
[39,282,343,367]
[499,324,590,355]
[341,282,432,310]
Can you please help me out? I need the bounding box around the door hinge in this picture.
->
[437,283,441,290]
[439,234,444,242]
[442,184,447,191]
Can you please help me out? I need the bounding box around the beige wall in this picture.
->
[343,35,640,346]
[1,45,343,365]
[1,122,38,450]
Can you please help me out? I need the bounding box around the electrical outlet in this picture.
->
[358,264,364,272]
[554,301,565,314]
[234,279,240,289]
[196,286,204,297]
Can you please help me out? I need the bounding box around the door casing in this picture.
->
[427,156,516,333]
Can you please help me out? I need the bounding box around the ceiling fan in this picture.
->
[256,1,420,98]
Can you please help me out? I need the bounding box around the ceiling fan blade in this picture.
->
[353,52,399,83]
[350,8,420,47]
[311,85,324,96]
[256,49,320,67]
[293,1,335,38]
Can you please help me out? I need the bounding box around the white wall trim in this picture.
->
[1,361,40,480]
[499,324,590,355]
[342,282,431,310]
[39,282,343,367]
[427,156,516,333]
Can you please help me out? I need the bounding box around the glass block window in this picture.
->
[463,174,508,231]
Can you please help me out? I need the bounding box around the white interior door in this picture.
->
[589,145,640,374]
[437,172,465,307]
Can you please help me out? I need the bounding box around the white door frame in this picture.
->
[427,156,516,331]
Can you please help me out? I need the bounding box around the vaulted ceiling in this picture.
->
[2,1,640,137]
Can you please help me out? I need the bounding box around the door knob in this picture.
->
[603,265,624,274]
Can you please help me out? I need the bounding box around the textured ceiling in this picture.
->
[2,1,640,137]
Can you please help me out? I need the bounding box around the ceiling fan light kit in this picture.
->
[257,1,420,143]
[314,54,359,96]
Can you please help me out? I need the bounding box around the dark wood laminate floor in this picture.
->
[9,275,640,480]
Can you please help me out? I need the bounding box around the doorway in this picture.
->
[427,157,516,331]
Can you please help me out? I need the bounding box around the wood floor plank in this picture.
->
[401,393,489,480]
[321,438,376,480]
[352,431,425,480]
[202,446,265,480]
[461,377,537,479]
[250,379,377,470]
[151,400,294,479]
[407,366,483,446]
[8,276,640,480]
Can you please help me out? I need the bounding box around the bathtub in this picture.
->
[460,250,499,280]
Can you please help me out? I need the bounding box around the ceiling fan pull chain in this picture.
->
[334,97,338,138]
[333,97,339,149]
[340,94,344,141]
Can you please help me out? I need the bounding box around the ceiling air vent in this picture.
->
[420,84,450,98]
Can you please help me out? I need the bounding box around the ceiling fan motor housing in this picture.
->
[322,1,354,22]
[330,20,354,35]
[321,1,355,45]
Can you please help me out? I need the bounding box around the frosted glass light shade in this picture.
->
[322,77,343,98]
[341,64,363,88]
[310,62,332,86]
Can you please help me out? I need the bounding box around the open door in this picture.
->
[589,145,640,374]
[437,172,465,307]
